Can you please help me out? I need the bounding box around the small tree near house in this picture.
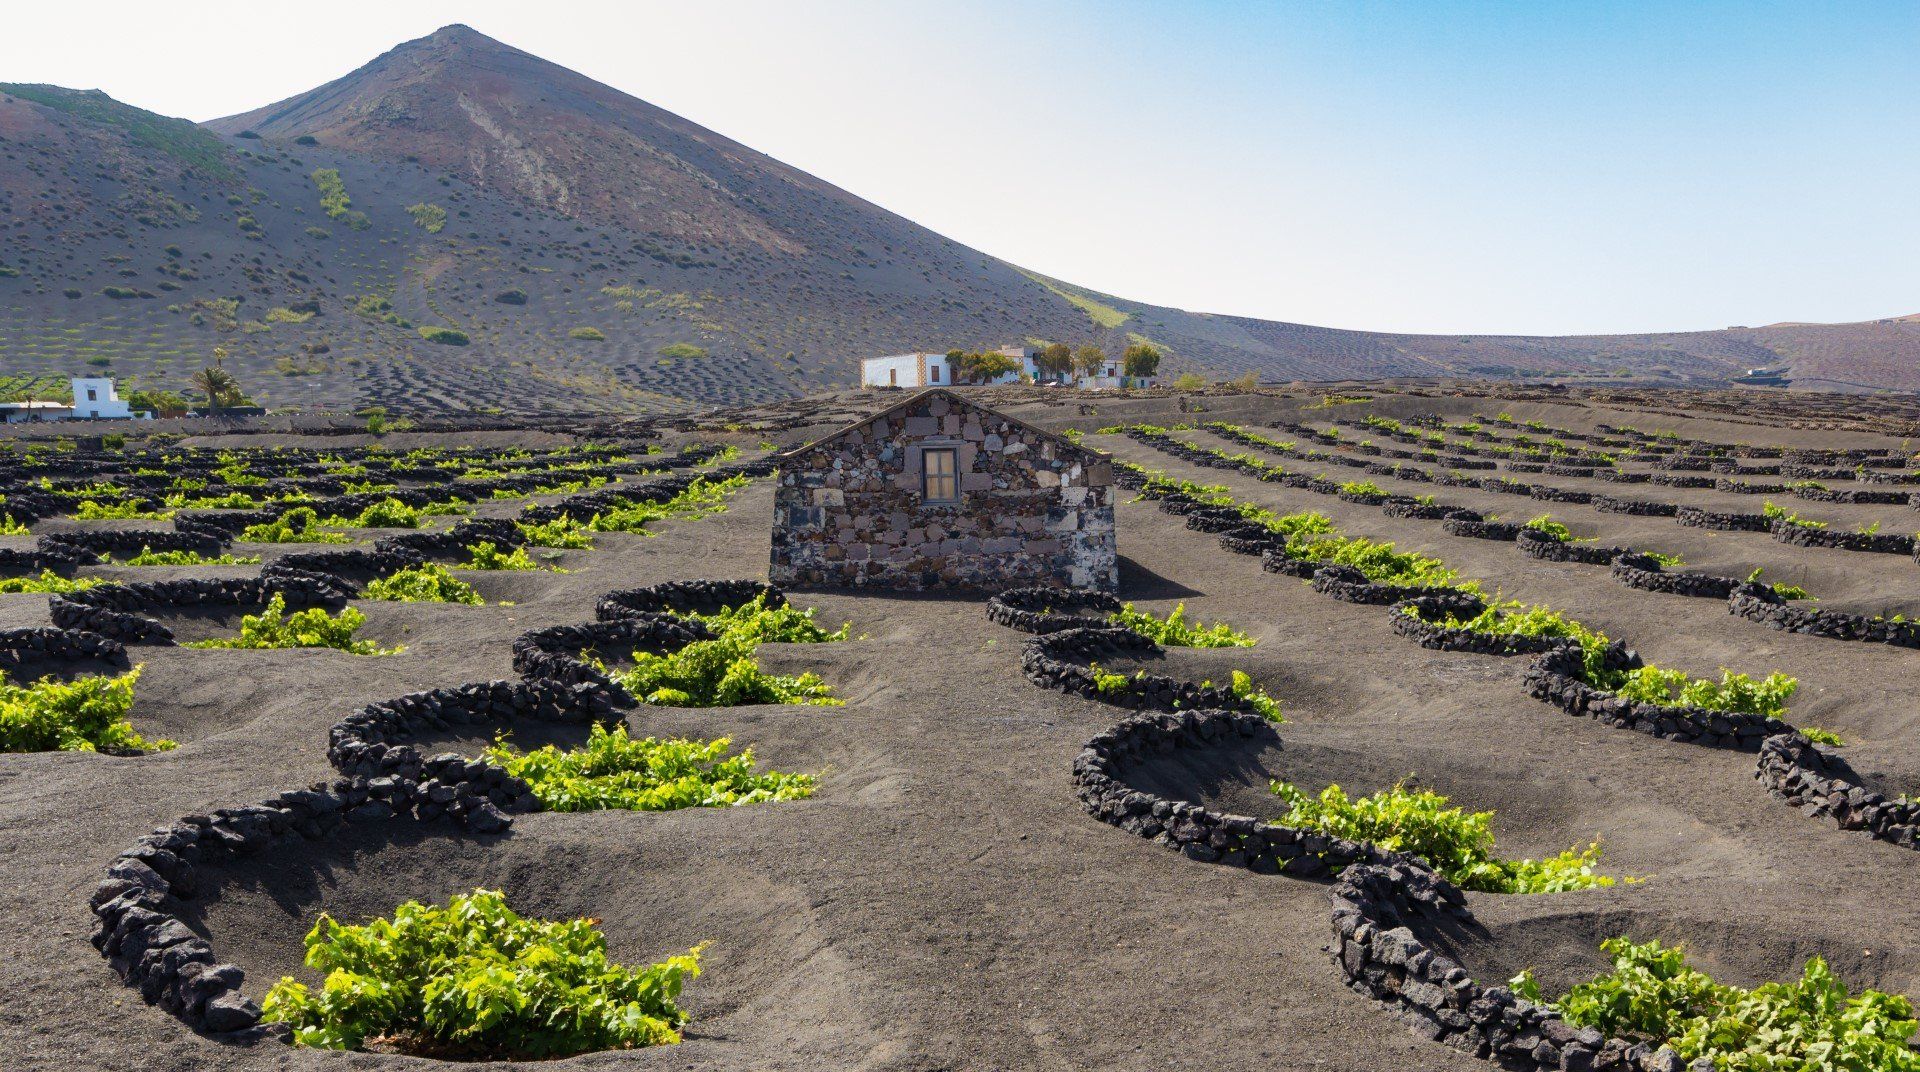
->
[1122,343,1162,380]
[1073,345,1108,379]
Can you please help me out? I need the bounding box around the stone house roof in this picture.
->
[777,388,1110,465]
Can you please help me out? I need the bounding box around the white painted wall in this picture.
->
[70,377,135,419]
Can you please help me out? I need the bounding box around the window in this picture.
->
[929,363,941,383]
[922,447,959,503]
[87,389,98,401]
[889,368,898,386]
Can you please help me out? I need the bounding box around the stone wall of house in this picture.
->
[770,393,1119,592]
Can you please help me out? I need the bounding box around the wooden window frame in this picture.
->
[921,446,960,504]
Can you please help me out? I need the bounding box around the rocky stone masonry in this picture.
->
[48,573,350,644]
[1756,733,1920,851]
[1647,474,1715,489]
[1328,864,1682,1072]
[986,585,1124,634]
[1522,642,1792,749]
[1389,594,1574,656]
[1337,489,1390,506]
[1382,500,1455,521]
[1859,470,1920,485]
[39,526,229,561]
[0,626,128,674]
[1311,564,1452,606]
[372,516,527,560]
[1596,470,1653,483]
[1609,554,1738,600]
[328,677,620,822]
[1727,582,1920,648]
[1526,485,1594,504]
[1478,478,1535,496]
[260,547,427,584]
[1440,518,1522,542]
[1072,708,1412,876]
[1770,521,1915,555]
[1514,528,1627,566]
[1790,484,1911,506]
[1020,626,1268,716]
[1673,506,1770,532]
[596,578,785,620]
[1186,507,1252,534]
[1261,549,1325,578]
[1592,496,1678,517]
[1780,465,1857,481]
[1219,526,1287,557]
[509,613,713,703]
[773,393,1118,593]
[1714,478,1787,495]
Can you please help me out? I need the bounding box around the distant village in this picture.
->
[860,342,1162,391]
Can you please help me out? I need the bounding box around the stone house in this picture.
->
[770,389,1119,592]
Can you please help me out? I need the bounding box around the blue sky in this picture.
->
[3,1,1913,335]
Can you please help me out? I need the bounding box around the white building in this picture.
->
[71,377,135,419]
[859,345,1154,390]
[0,378,147,423]
[0,400,75,423]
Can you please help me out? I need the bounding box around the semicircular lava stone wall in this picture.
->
[1072,709,1412,875]
[1756,733,1920,850]
[1727,583,1920,648]
[596,578,784,620]
[1609,555,1737,600]
[986,585,1124,634]
[1592,496,1678,517]
[510,614,713,703]
[1328,864,1683,1072]
[1021,627,1266,715]
[1389,594,1573,656]
[1522,643,1791,749]
[1673,506,1770,532]
[49,573,350,644]
[1310,565,1450,606]
[1440,518,1521,542]
[1770,522,1915,555]
[0,626,129,674]
[1514,528,1624,566]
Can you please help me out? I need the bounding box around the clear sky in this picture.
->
[3,1,1913,336]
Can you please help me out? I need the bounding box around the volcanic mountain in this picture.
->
[0,24,1914,414]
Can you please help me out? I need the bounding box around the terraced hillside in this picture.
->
[1,25,1917,416]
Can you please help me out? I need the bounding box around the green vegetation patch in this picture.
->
[121,547,261,566]
[0,569,103,594]
[1511,938,1920,1071]
[405,202,447,233]
[585,474,749,534]
[0,84,237,180]
[262,888,701,1056]
[1017,269,1130,329]
[309,168,370,230]
[362,564,483,605]
[1108,602,1254,647]
[486,724,814,812]
[657,342,708,360]
[186,594,397,654]
[239,507,353,544]
[418,326,470,346]
[1270,778,1616,894]
[0,667,169,753]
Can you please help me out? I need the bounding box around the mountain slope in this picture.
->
[0,25,1914,415]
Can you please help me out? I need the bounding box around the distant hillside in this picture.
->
[0,25,1914,414]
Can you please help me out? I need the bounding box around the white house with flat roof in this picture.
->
[71,377,135,419]
[0,378,146,423]
[860,346,1154,390]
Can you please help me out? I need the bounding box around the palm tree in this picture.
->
[191,366,238,416]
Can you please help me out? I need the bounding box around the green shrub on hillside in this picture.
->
[0,667,168,754]
[1511,938,1920,1071]
[239,507,352,544]
[611,635,840,707]
[418,326,470,346]
[362,564,483,605]
[310,168,370,230]
[1270,778,1615,894]
[405,202,447,233]
[186,594,396,654]
[261,889,701,1056]
[486,724,814,812]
